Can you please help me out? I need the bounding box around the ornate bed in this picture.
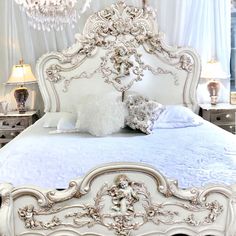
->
[1,1,236,235]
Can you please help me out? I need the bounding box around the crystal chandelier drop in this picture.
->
[14,0,80,31]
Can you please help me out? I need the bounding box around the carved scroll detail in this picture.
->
[83,1,155,38]
[18,175,223,236]
[46,64,64,83]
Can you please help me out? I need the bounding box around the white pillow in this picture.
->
[43,112,77,130]
[43,112,68,128]
[56,113,77,132]
[75,93,127,136]
[154,105,203,129]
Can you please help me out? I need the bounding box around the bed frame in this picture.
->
[2,1,235,236]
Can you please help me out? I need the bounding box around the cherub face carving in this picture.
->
[119,180,129,189]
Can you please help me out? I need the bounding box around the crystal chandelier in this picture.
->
[14,0,82,31]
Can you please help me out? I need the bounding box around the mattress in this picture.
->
[0,116,235,189]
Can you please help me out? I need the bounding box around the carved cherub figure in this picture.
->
[110,46,133,76]
[109,175,139,214]
[18,205,40,229]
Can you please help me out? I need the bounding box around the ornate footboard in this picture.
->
[0,163,236,236]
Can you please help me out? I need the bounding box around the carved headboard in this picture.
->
[36,1,201,113]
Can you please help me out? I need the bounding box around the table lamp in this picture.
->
[6,59,37,113]
[201,60,228,105]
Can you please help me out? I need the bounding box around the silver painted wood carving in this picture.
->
[1,163,236,236]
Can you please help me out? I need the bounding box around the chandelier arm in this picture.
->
[14,0,85,31]
[14,0,154,31]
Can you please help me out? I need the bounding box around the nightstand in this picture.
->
[0,111,39,148]
[199,103,236,134]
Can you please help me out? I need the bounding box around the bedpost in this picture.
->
[0,183,14,236]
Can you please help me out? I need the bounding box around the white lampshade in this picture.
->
[201,60,229,79]
[6,61,37,85]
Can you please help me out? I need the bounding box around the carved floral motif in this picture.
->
[179,54,193,72]
[185,200,223,226]
[46,64,64,83]
[18,175,223,236]
[18,205,60,229]
[144,34,177,59]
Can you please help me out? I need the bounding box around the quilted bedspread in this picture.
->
[0,116,235,188]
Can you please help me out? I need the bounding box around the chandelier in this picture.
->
[14,0,91,31]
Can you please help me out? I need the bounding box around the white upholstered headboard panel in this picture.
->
[36,1,201,113]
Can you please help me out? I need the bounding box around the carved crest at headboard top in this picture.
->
[36,1,201,112]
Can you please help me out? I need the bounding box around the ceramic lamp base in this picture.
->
[207,80,220,105]
[210,95,218,105]
[14,86,29,113]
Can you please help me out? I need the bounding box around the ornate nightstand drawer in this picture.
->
[0,117,30,129]
[210,111,235,123]
[0,111,38,148]
[199,103,236,135]
[210,110,235,123]
[218,124,236,134]
[0,127,24,144]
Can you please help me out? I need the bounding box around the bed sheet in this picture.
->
[0,116,236,188]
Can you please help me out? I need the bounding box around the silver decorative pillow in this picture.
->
[125,95,164,134]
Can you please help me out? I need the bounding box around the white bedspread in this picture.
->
[0,116,236,188]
